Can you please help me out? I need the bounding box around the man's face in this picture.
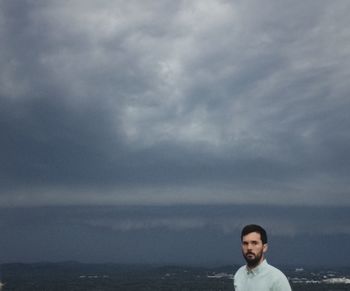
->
[241,232,268,268]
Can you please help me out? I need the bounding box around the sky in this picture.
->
[1,0,350,267]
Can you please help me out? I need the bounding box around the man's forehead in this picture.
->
[242,232,262,241]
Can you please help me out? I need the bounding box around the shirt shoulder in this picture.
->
[233,265,246,289]
[234,265,246,278]
[265,263,292,291]
[266,263,288,278]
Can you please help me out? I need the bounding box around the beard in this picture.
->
[243,250,263,268]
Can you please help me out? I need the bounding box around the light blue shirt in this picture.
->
[234,260,292,291]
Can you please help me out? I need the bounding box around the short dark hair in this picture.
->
[241,224,268,244]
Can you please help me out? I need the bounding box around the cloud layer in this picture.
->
[1,205,349,265]
[1,0,350,208]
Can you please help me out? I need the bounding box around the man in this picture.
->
[233,224,292,291]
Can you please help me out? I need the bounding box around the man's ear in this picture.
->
[263,243,268,254]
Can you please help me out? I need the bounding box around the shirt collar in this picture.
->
[246,259,268,275]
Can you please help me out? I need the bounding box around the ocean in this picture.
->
[1,262,350,290]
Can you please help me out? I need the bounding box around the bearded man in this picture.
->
[233,224,292,291]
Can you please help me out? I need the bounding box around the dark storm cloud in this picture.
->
[1,0,350,208]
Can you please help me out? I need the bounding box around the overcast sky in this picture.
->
[1,0,350,266]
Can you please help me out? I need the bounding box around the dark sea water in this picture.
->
[1,262,349,290]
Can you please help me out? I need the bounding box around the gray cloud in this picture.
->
[1,1,350,207]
